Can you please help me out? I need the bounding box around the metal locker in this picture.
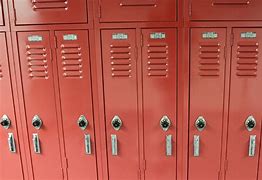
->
[17,32,63,179]
[99,0,176,22]
[13,0,87,25]
[0,33,24,179]
[190,0,262,21]
[188,28,226,180]
[55,30,97,180]
[142,29,177,180]
[0,0,3,26]
[225,28,262,180]
[101,29,140,180]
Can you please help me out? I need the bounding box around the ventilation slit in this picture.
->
[61,44,83,79]
[110,43,132,77]
[237,41,259,77]
[0,64,3,79]
[198,42,221,76]
[147,43,168,77]
[26,45,49,79]
[32,0,68,10]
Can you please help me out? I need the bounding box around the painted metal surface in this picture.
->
[142,28,177,180]
[101,29,140,180]
[0,0,3,26]
[17,31,63,180]
[0,33,24,180]
[225,28,262,180]
[189,28,226,180]
[55,30,97,180]
[190,0,262,21]
[100,0,176,22]
[13,0,87,25]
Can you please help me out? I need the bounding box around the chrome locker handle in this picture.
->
[194,135,200,157]
[33,133,41,154]
[111,134,118,156]
[166,135,172,156]
[8,133,16,153]
[249,135,256,157]
[85,134,92,155]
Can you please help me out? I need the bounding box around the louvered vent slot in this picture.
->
[199,42,221,76]
[0,64,3,79]
[26,45,49,79]
[32,0,68,10]
[147,44,168,77]
[237,42,259,77]
[110,43,132,77]
[61,44,83,79]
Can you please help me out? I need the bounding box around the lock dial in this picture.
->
[160,116,171,131]
[245,116,256,132]
[78,115,88,130]
[0,115,11,129]
[111,116,122,131]
[195,116,206,131]
[32,115,43,130]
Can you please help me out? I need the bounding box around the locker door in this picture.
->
[101,29,140,180]
[226,28,262,180]
[0,33,24,179]
[0,0,3,25]
[55,30,97,180]
[189,28,226,180]
[17,32,63,180]
[191,0,262,21]
[100,0,176,22]
[142,29,177,180]
[14,0,87,25]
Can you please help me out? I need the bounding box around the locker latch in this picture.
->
[78,115,89,130]
[32,115,43,130]
[195,116,207,131]
[160,116,171,131]
[111,116,122,131]
[245,116,256,132]
[0,115,11,129]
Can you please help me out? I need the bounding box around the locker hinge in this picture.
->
[142,160,146,171]
[64,157,68,169]
[230,33,234,46]
[189,1,192,17]
[13,8,17,23]
[218,171,222,179]
[140,34,144,47]
[98,5,102,18]
[224,159,228,172]
[54,36,57,49]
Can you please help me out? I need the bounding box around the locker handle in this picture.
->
[213,1,250,5]
[111,134,118,156]
[85,134,92,155]
[249,135,256,157]
[166,135,172,156]
[33,133,41,154]
[120,1,156,7]
[8,133,16,153]
[193,135,200,157]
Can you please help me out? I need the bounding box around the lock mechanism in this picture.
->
[32,115,42,130]
[0,115,11,129]
[160,116,171,131]
[195,116,206,131]
[78,115,88,130]
[245,116,256,132]
[111,116,122,131]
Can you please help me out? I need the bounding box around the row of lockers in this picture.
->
[1,0,262,25]
[1,27,262,180]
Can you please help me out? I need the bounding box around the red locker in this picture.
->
[189,28,226,180]
[225,28,262,180]
[99,0,176,22]
[17,31,63,179]
[101,29,140,180]
[13,0,87,25]
[142,29,177,180]
[0,33,24,179]
[190,0,262,21]
[0,0,3,25]
[55,30,97,180]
